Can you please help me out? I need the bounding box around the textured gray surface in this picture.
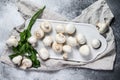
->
[0,0,120,80]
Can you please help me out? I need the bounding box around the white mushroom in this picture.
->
[43,36,53,46]
[79,45,90,57]
[63,45,72,53]
[20,58,32,69]
[34,28,44,39]
[40,21,52,33]
[65,23,76,34]
[52,42,63,53]
[28,36,37,46]
[38,48,49,60]
[12,55,22,65]
[63,53,68,60]
[67,36,78,47]
[55,33,66,44]
[91,39,101,49]
[55,24,65,33]
[96,22,109,34]
[76,34,86,45]
[6,36,18,47]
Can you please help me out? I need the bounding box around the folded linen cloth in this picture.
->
[0,0,116,70]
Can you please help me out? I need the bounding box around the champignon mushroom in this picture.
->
[12,55,22,65]
[91,39,101,49]
[96,22,109,34]
[63,45,72,53]
[65,23,76,34]
[6,36,18,47]
[67,36,78,47]
[76,34,86,45]
[38,48,50,60]
[55,24,65,33]
[63,52,68,60]
[28,36,37,46]
[43,36,53,46]
[52,42,63,53]
[40,21,52,33]
[79,45,90,57]
[55,33,66,44]
[34,28,44,39]
[20,58,32,69]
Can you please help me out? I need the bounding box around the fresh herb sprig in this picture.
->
[9,6,46,68]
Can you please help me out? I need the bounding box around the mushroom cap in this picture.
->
[91,39,101,49]
[28,36,37,46]
[79,45,90,57]
[96,22,108,34]
[43,36,53,46]
[22,58,32,67]
[63,52,68,60]
[6,36,18,47]
[55,33,66,44]
[52,42,63,53]
[65,23,76,34]
[76,34,86,45]
[12,55,22,65]
[55,24,65,33]
[34,28,44,39]
[20,58,32,69]
[67,36,78,46]
[38,48,50,60]
[40,21,52,33]
[63,45,72,53]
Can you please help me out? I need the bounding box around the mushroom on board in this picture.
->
[43,36,53,46]
[55,24,65,33]
[28,36,37,47]
[55,33,66,44]
[38,48,50,60]
[52,42,63,53]
[40,21,52,33]
[65,23,76,34]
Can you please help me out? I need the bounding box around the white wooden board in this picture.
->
[25,19,107,62]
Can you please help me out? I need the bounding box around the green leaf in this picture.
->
[32,60,40,68]
[12,47,19,53]
[25,42,30,51]
[27,6,46,31]
[20,30,27,42]
[19,44,26,53]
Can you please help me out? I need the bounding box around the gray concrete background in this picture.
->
[0,0,120,80]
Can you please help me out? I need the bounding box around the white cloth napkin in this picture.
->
[0,0,116,70]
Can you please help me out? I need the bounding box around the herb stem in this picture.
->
[27,6,46,31]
